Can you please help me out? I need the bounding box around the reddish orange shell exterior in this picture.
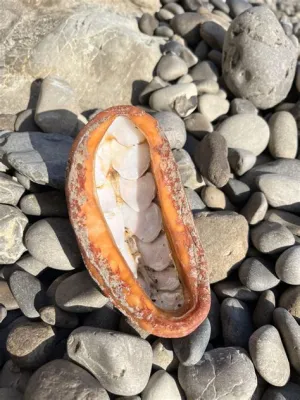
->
[66,105,210,338]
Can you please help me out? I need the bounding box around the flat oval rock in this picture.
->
[0,281,18,311]
[239,257,279,291]
[20,191,68,217]
[253,290,275,328]
[156,54,188,81]
[0,173,25,206]
[279,286,300,321]
[153,111,186,149]
[276,246,300,284]
[142,370,181,400]
[268,111,298,159]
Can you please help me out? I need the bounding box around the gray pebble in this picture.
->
[40,305,79,329]
[211,0,230,13]
[201,186,234,210]
[156,54,188,82]
[221,298,253,347]
[265,209,300,236]
[194,132,230,188]
[194,40,210,60]
[207,49,222,67]
[0,115,17,132]
[156,8,175,22]
[172,318,211,366]
[83,303,121,330]
[249,325,290,386]
[208,290,220,339]
[164,3,185,15]
[184,188,207,214]
[194,79,219,95]
[20,191,68,217]
[223,178,251,205]
[200,21,226,50]
[268,111,298,159]
[138,77,169,105]
[0,281,18,311]
[46,272,72,303]
[0,359,31,393]
[178,347,257,400]
[253,290,276,328]
[154,25,174,38]
[0,388,23,399]
[163,41,198,68]
[241,192,268,225]
[24,359,109,400]
[190,60,219,82]
[276,246,300,284]
[14,172,42,193]
[118,316,151,340]
[152,338,179,372]
[214,280,258,302]
[216,114,270,156]
[14,109,39,132]
[25,218,82,270]
[250,221,295,254]
[228,148,256,176]
[67,327,152,396]
[227,0,252,17]
[223,6,298,109]
[138,13,159,35]
[0,304,7,323]
[142,370,181,400]
[177,74,193,84]
[55,270,108,313]
[170,13,202,46]
[280,286,300,322]
[184,113,213,140]
[198,94,229,122]
[173,149,202,189]
[239,257,279,291]
[0,173,25,206]
[230,98,258,115]
[262,382,300,400]
[153,111,186,149]
[13,254,47,277]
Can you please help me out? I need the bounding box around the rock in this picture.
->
[154,25,174,38]
[214,280,258,302]
[67,327,152,396]
[170,13,202,46]
[46,272,73,303]
[249,325,290,386]
[190,60,219,82]
[163,3,185,15]
[178,347,257,400]
[222,6,298,109]
[24,218,82,270]
[173,149,202,189]
[265,209,300,236]
[223,178,251,205]
[184,188,206,213]
[280,286,300,321]
[241,192,268,225]
[0,131,73,190]
[156,55,188,82]
[11,254,47,277]
[152,338,178,372]
[194,211,248,283]
[40,306,79,329]
[201,186,233,210]
[194,79,219,95]
[20,191,68,217]
[6,320,57,369]
[230,98,258,115]
[0,305,7,324]
[276,246,300,284]
[257,174,300,213]
[153,112,186,149]
[250,221,295,254]
[162,41,198,68]
[227,0,252,17]
[0,388,23,399]
[274,307,300,374]
[0,359,31,393]
[198,94,229,122]
[172,318,210,366]
[208,49,222,67]
[239,257,279,291]
[194,132,230,188]
[221,298,253,347]
[138,13,159,35]
[24,359,109,400]
[216,114,270,156]
[184,113,213,140]
[253,290,276,328]
[55,270,108,313]
[268,111,298,159]
[149,83,197,116]
[0,115,16,131]
[208,290,221,339]
[194,40,210,60]
[138,77,169,105]
[0,205,27,264]
[262,382,300,400]
[0,173,25,206]
[14,172,42,193]
[142,371,181,400]
[9,271,48,319]
[200,21,226,50]
[15,109,39,132]
[0,281,18,311]
[118,316,151,340]
[228,148,256,176]
[83,304,121,331]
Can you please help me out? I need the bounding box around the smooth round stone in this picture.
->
[276,246,300,284]
[14,109,39,132]
[201,186,233,210]
[200,21,226,50]
[265,209,300,236]
[173,92,198,117]
[0,114,17,132]
[6,320,57,369]
[40,305,79,328]
[154,25,174,38]
[208,290,220,339]
[9,271,48,319]
[274,307,300,374]
[223,178,251,205]
[184,188,207,214]
[156,8,174,21]
[198,94,229,122]
[0,304,7,324]
[178,347,257,400]
[223,6,298,109]
[20,191,68,217]
[25,218,82,270]
[170,13,202,46]
[216,114,270,156]
[163,41,198,68]
[230,98,258,115]
[190,60,219,82]
[0,388,23,399]
[67,327,152,396]
[0,281,18,311]
[172,318,211,366]
[184,113,213,140]
[227,0,252,17]
[262,382,300,400]
[83,304,121,330]
[138,77,169,105]
[194,132,230,188]
[164,3,185,15]
[177,74,193,84]
[24,359,109,400]
[156,54,188,81]
[0,359,32,393]
[211,0,230,13]
[138,13,159,35]
[149,83,197,115]
[253,290,276,328]
[268,111,298,159]
[249,325,290,386]
[228,148,256,176]
[14,172,42,193]
[142,371,181,400]
[55,270,108,313]
[12,254,47,277]
[152,338,178,372]
[153,111,186,149]
[194,212,248,283]
[194,79,219,95]
[241,192,268,225]
[214,280,258,302]
[0,173,25,206]
[221,298,253,347]
[250,221,295,254]
[208,49,222,67]
[173,149,202,189]
[239,257,279,291]
[280,286,300,321]
[116,397,140,400]
[194,40,209,60]
[46,272,72,302]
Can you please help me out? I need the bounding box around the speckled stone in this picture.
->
[142,371,182,400]
[20,191,68,217]
[184,113,213,140]
[228,148,256,176]
[276,246,300,285]
[265,209,300,236]
[152,338,179,372]
[268,111,298,159]
[156,54,188,81]
[241,192,268,225]
[0,281,18,311]
[239,257,279,291]
[214,280,258,302]
[261,382,300,400]
[280,286,300,321]
[153,111,186,149]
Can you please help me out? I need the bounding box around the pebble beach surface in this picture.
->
[1,0,300,398]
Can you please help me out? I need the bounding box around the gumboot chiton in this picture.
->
[66,105,210,338]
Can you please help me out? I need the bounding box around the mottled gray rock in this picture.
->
[40,305,79,329]
[0,359,31,393]
[268,112,298,159]
[0,388,23,400]
[46,272,73,303]
[178,347,257,400]
[170,13,202,46]
[12,254,47,277]
[265,209,300,236]
[228,148,256,176]
[55,271,108,313]
[15,109,39,132]
[184,188,206,214]
[194,132,230,188]
[239,257,279,291]
[0,281,18,311]
[67,327,152,396]
[162,41,198,68]
[214,280,258,302]
[0,173,25,206]
[280,286,300,321]
[154,25,174,38]
[223,6,298,109]
[0,115,16,132]
[221,298,253,347]
[216,114,270,156]
[190,60,219,82]
[138,13,159,35]
[230,98,258,115]
[83,304,121,331]
[250,221,295,254]
[198,94,229,122]
[153,111,187,150]
[249,325,290,386]
[142,371,181,400]
[200,21,226,50]
[173,149,202,189]
[208,290,220,339]
[208,49,222,67]
[262,382,300,400]
[253,290,276,328]
[24,359,109,400]
[0,304,7,324]
[201,186,234,210]
[184,113,213,140]
[194,212,248,283]
[241,192,268,225]
[156,55,188,82]
[138,77,169,105]
[227,0,252,17]
[172,318,210,366]
[25,218,82,270]
[14,172,42,193]
[194,79,219,95]
[20,191,68,217]
[152,338,178,372]
[0,205,28,264]
[223,178,251,205]
[276,246,300,285]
